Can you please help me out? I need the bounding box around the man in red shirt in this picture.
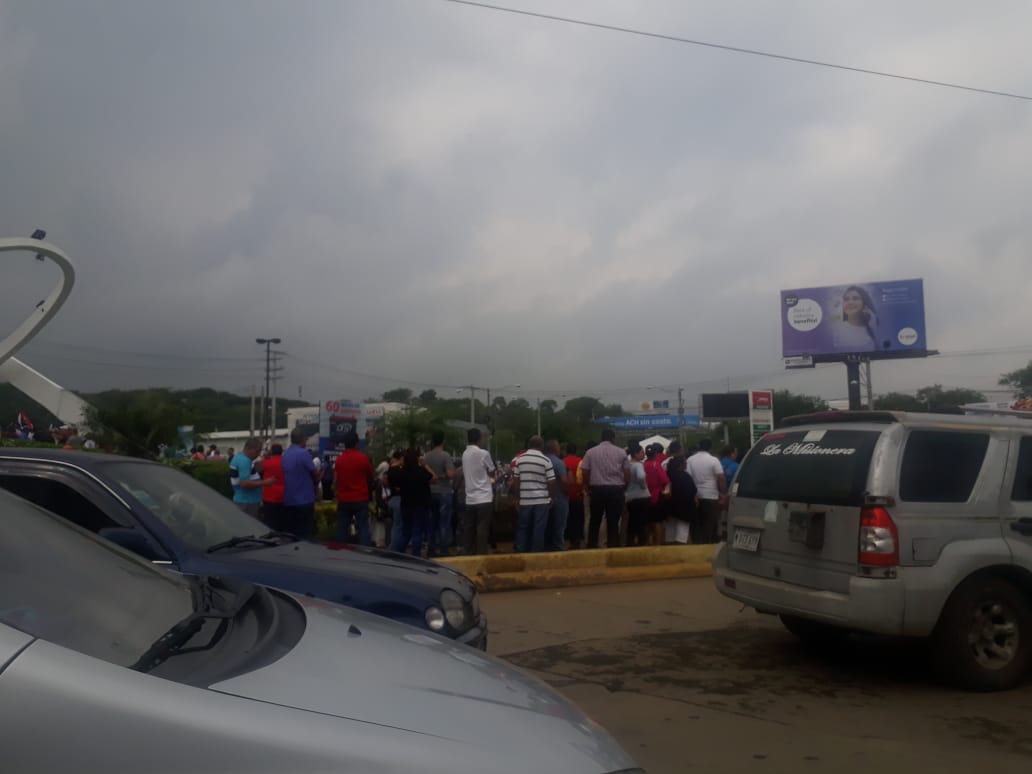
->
[562,443,585,549]
[334,431,375,545]
[261,444,286,530]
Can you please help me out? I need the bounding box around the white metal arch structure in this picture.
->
[0,237,89,426]
[0,237,75,365]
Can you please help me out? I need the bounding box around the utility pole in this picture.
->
[271,348,285,442]
[677,386,686,447]
[255,337,281,440]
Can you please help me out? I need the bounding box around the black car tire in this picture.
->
[779,614,850,647]
[932,575,1032,692]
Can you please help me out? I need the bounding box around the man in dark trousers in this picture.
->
[580,428,631,548]
[562,443,585,549]
[281,429,319,539]
[686,438,727,544]
[334,431,375,545]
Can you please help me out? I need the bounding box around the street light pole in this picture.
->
[255,337,281,440]
[677,386,686,446]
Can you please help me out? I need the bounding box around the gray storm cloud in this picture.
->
[1,0,1030,406]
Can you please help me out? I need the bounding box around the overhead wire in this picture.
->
[17,353,263,374]
[14,336,1032,400]
[439,0,1032,101]
[29,338,265,363]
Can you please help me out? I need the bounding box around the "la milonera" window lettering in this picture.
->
[760,443,857,457]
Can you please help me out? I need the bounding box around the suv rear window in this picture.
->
[899,430,989,503]
[735,429,880,506]
[1012,437,1032,501]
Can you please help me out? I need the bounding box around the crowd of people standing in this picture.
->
[535,429,740,553]
[227,425,742,558]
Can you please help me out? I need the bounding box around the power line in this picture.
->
[283,354,466,392]
[29,338,264,363]
[19,351,262,374]
[440,0,1032,102]
[934,343,1032,359]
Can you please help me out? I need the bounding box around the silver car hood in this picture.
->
[211,595,634,773]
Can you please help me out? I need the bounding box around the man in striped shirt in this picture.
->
[513,436,557,552]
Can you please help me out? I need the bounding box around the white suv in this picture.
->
[714,410,1032,691]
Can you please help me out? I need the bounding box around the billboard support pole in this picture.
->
[864,359,873,409]
[846,361,863,410]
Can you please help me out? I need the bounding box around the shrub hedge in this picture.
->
[163,458,233,498]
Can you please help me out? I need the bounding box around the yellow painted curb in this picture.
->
[438,545,716,592]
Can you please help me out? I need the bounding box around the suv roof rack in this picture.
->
[958,405,1032,419]
[779,411,902,428]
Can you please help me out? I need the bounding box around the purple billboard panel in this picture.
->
[781,279,926,358]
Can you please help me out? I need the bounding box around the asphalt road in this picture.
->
[482,578,1032,774]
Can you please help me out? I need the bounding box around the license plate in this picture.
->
[732,528,760,552]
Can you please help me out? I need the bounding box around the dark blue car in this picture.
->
[0,449,486,648]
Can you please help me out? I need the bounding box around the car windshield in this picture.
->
[102,461,272,551]
[0,489,193,667]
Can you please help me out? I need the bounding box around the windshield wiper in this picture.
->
[129,577,254,673]
[260,529,297,542]
[206,534,280,554]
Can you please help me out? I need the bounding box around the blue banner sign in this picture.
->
[596,414,701,430]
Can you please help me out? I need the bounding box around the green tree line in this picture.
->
[5,358,1032,460]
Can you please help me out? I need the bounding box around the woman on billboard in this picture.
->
[833,285,879,351]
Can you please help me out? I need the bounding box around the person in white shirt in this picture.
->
[685,439,727,544]
[461,428,496,555]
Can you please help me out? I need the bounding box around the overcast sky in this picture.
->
[2,0,1031,413]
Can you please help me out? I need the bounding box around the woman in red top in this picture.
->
[261,444,286,530]
[643,443,670,546]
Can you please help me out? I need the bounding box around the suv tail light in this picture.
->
[858,506,899,567]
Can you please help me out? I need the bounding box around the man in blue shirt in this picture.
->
[281,428,319,539]
[544,440,569,551]
[229,438,273,518]
[719,446,740,485]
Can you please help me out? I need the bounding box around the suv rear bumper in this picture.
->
[712,543,906,635]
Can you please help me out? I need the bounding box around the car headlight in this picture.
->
[440,589,468,630]
[425,606,446,631]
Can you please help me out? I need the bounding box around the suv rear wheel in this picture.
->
[779,614,850,647]
[933,576,1032,692]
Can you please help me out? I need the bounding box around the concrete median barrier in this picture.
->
[438,544,715,592]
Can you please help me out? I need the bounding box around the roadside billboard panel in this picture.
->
[701,393,749,420]
[781,279,925,358]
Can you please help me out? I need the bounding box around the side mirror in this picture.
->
[98,527,170,562]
